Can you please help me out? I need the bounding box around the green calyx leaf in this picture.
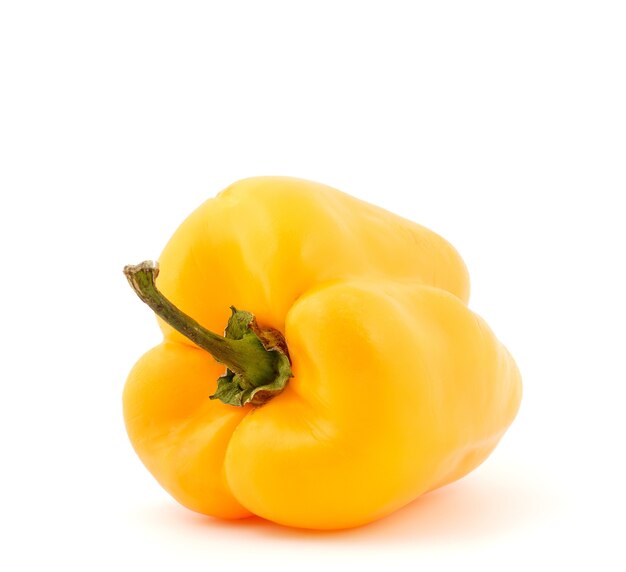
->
[209,307,292,407]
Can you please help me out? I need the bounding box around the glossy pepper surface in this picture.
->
[123,177,522,530]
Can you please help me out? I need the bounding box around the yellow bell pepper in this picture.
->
[123,176,521,530]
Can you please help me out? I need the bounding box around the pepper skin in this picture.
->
[123,176,521,530]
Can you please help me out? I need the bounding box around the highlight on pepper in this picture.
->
[123,176,522,530]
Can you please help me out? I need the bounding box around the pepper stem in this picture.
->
[123,261,292,406]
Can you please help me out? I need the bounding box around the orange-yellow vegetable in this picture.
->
[123,176,521,530]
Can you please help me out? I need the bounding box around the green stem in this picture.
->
[123,261,292,407]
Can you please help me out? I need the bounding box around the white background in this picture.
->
[1,1,625,570]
